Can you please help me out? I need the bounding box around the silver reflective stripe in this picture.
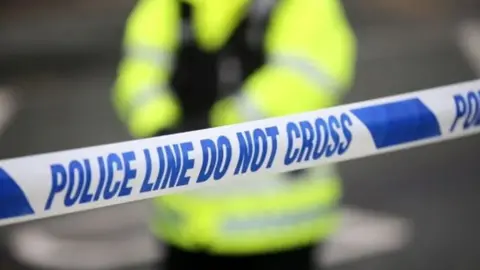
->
[222,205,336,233]
[267,54,341,94]
[188,174,291,197]
[300,165,339,181]
[232,91,265,121]
[124,84,169,118]
[125,45,173,69]
[154,204,183,226]
[248,0,278,21]
[189,165,338,198]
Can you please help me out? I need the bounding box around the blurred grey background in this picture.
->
[1,0,480,269]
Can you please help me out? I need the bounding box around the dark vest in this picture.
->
[170,1,278,131]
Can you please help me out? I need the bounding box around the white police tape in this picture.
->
[1,79,480,227]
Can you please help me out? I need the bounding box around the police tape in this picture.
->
[1,79,480,227]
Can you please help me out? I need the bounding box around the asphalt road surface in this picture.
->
[1,1,480,269]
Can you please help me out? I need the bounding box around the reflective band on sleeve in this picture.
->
[222,205,336,233]
[124,84,169,118]
[267,54,341,94]
[306,165,339,180]
[154,204,183,225]
[232,91,266,121]
[125,45,173,70]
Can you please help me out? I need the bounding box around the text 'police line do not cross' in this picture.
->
[0,79,480,227]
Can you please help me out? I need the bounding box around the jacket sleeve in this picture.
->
[112,0,182,138]
[210,0,357,126]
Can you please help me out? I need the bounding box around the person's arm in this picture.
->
[210,0,357,126]
[113,0,182,138]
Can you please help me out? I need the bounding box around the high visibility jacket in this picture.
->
[112,0,356,255]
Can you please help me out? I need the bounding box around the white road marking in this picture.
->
[7,225,159,270]
[457,19,480,76]
[320,206,413,267]
[0,89,19,137]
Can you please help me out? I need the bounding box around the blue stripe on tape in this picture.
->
[350,98,441,148]
[0,168,34,219]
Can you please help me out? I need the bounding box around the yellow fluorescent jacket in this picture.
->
[113,0,357,255]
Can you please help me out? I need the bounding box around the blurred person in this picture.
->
[113,0,357,269]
